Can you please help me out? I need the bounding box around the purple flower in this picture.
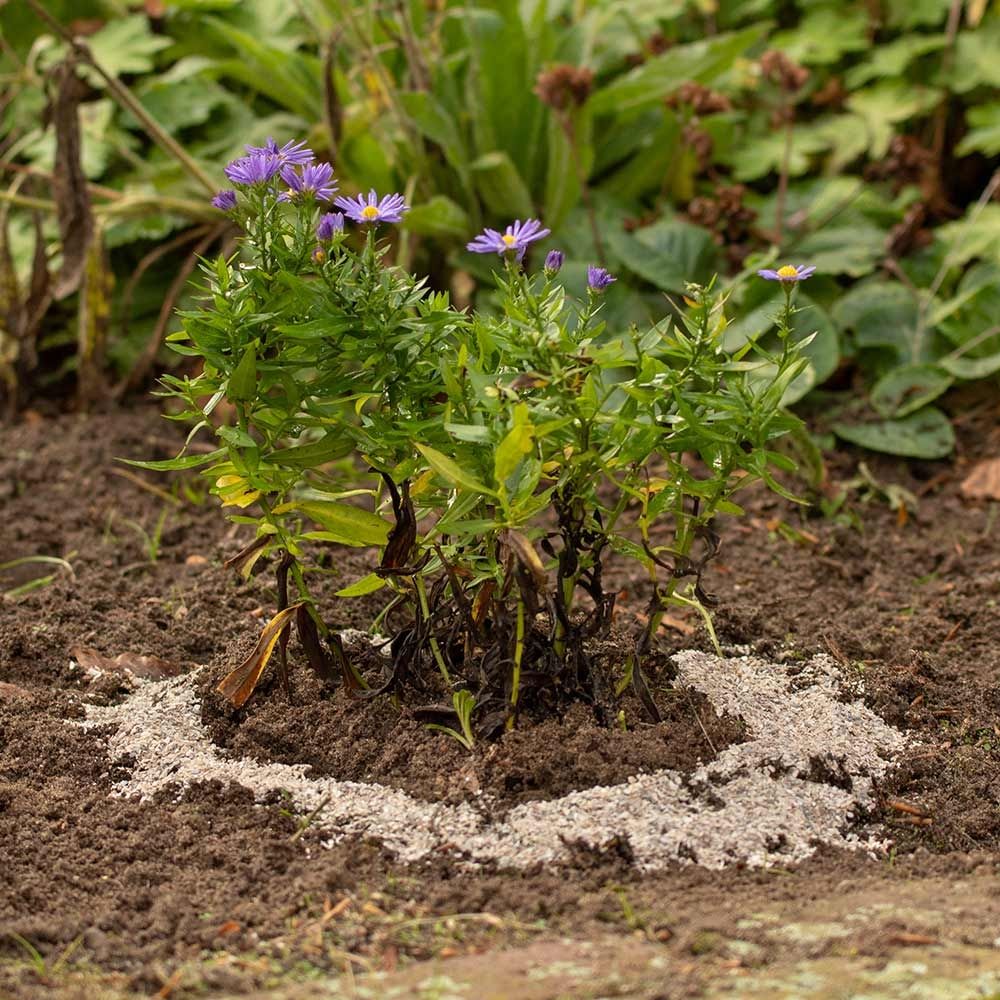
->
[757,264,816,282]
[544,249,564,274]
[466,219,551,261]
[311,246,326,264]
[277,162,337,203]
[587,265,616,291]
[223,152,282,187]
[245,137,314,166]
[334,189,409,225]
[211,189,237,211]
[316,212,345,241]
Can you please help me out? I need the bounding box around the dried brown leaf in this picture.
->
[216,604,303,707]
[50,56,93,300]
[960,457,1000,501]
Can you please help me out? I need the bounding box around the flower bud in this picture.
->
[544,249,564,275]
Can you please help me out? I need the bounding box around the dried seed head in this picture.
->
[666,81,732,116]
[534,64,595,110]
[759,50,810,92]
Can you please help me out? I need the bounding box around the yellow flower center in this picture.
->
[361,205,380,220]
[502,233,517,246]
[776,265,799,279]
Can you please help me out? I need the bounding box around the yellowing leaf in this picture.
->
[216,604,303,707]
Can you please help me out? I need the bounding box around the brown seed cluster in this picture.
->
[534,64,595,110]
[686,185,759,266]
[865,135,935,192]
[759,49,810,92]
[666,81,732,116]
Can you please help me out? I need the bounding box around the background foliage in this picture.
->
[2,0,999,456]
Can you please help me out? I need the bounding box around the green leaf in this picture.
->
[494,404,535,485]
[605,219,717,292]
[939,352,1000,379]
[833,408,955,459]
[951,22,1000,94]
[936,204,1000,268]
[273,501,390,547]
[870,364,953,418]
[119,448,227,472]
[404,196,470,240]
[770,6,870,65]
[844,33,947,88]
[228,344,257,402]
[590,26,766,115]
[416,443,496,497]
[335,574,387,598]
[844,83,941,159]
[470,152,535,220]
[831,281,920,358]
[957,103,1000,157]
[85,15,172,79]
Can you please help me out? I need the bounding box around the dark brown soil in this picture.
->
[200,660,745,807]
[2,400,1000,997]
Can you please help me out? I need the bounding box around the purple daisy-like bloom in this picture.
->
[223,152,282,187]
[245,137,314,166]
[316,212,345,241]
[466,218,551,261]
[211,189,237,211]
[334,189,409,225]
[587,265,616,291]
[544,249,564,274]
[277,162,337,203]
[757,264,816,282]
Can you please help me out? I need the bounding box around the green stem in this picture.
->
[415,574,451,685]
[507,592,526,730]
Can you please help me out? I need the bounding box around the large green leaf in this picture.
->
[605,219,717,292]
[832,281,920,359]
[870,364,953,417]
[833,408,955,459]
[273,500,390,547]
[404,196,471,240]
[590,26,766,115]
[470,152,535,219]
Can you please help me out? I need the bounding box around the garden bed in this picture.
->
[2,402,1000,997]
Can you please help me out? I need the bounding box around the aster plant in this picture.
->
[139,138,808,741]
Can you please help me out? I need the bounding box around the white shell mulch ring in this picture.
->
[80,650,908,871]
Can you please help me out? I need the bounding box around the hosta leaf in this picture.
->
[870,364,953,417]
[832,281,920,359]
[605,219,717,292]
[833,408,955,459]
